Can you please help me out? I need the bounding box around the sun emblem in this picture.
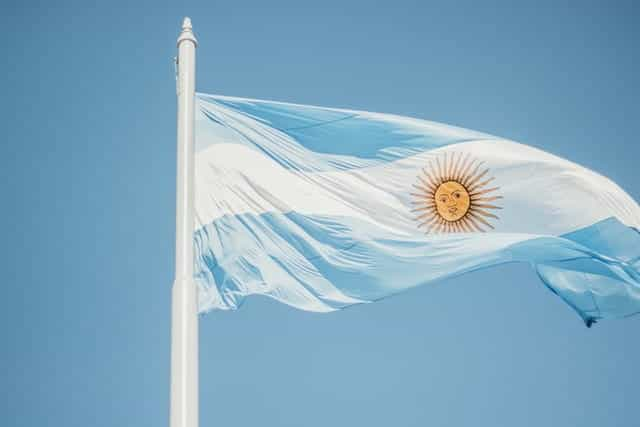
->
[411,152,502,233]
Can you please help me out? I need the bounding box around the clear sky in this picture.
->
[2,1,639,426]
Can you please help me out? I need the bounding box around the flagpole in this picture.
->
[171,17,198,427]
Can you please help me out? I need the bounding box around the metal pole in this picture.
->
[171,17,198,427]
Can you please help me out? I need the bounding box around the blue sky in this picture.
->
[2,1,639,426]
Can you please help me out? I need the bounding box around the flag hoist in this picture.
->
[171,17,198,427]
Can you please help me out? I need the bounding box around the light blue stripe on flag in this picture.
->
[197,94,494,171]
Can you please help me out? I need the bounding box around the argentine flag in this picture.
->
[193,94,640,326]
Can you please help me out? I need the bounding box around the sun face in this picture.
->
[435,180,470,221]
[411,152,502,233]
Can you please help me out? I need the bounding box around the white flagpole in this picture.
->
[171,17,198,427]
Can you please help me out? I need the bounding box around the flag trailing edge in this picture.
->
[192,93,640,326]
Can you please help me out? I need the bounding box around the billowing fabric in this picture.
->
[193,93,640,326]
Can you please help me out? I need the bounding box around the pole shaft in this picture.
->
[171,17,198,427]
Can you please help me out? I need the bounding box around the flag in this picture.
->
[193,94,640,326]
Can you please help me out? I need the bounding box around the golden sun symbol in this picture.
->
[411,152,503,234]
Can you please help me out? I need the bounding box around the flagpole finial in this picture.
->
[177,17,197,47]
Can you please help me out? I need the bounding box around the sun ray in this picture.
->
[411,205,436,213]
[415,215,435,224]
[452,154,463,182]
[418,214,439,229]
[472,203,502,210]
[452,152,466,182]
[433,220,448,234]
[462,161,485,187]
[411,204,433,211]
[468,177,495,193]
[412,199,436,207]
[449,152,459,178]
[422,166,436,182]
[415,210,437,222]
[442,153,449,180]
[435,157,445,183]
[413,198,436,206]
[469,187,500,197]
[418,176,437,193]
[451,153,458,180]
[472,208,500,219]
[458,156,475,183]
[459,219,472,233]
[464,215,486,232]
[470,195,503,203]
[467,211,495,229]
[423,217,441,233]
[412,183,433,195]
[417,219,432,229]
[446,152,455,180]
[449,154,458,181]
[421,168,438,190]
[447,152,456,180]
[440,153,447,180]
[418,212,439,225]
[428,220,441,234]
[465,168,489,189]
[418,176,437,192]
[426,214,441,226]
[413,208,435,217]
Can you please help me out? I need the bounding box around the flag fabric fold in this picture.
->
[193,93,640,326]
